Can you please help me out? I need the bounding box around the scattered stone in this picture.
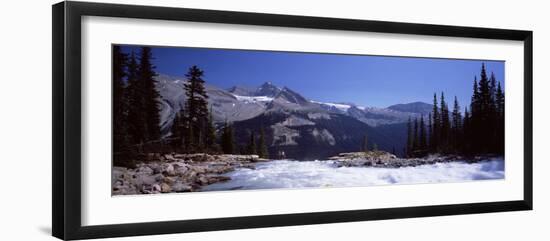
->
[331,151,493,168]
[112,153,260,195]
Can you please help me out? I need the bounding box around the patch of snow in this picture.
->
[203,159,505,191]
[234,95,274,103]
[311,100,352,111]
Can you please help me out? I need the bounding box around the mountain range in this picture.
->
[155,74,432,159]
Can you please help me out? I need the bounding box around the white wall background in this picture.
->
[0,0,547,240]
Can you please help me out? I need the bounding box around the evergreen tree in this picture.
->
[372,143,378,151]
[126,51,147,147]
[469,76,481,153]
[258,127,269,158]
[496,82,505,118]
[170,110,184,150]
[363,134,369,152]
[495,81,505,154]
[185,120,194,151]
[428,112,432,152]
[477,63,495,153]
[440,92,451,152]
[413,118,419,153]
[112,46,129,156]
[183,65,209,151]
[490,72,497,101]
[463,107,471,154]
[204,106,218,152]
[431,93,440,152]
[451,96,462,152]
[138,47,161,142]
[247,131,257,155]
[221,121,234,154]
[419,115,427,152]
[406,117,413,157]
[470,76,480,117]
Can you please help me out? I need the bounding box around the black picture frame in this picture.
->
[52,1,533,240]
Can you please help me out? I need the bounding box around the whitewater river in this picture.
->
[202,159,505,191]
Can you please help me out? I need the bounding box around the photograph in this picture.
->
[111,45,505,195]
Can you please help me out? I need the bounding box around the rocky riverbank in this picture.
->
[112,153,265,195]
[329,151,494,168]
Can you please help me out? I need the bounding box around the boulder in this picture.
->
[172,182,193,192]
[160,183,172,193]
[163,176,176,184]
[164,154,176,161]
[174,166,189,176]
[134,175,156,186]
[198,175,209,185]
[152,184,161,193]
[162,163,175,176]
[136,166,154,175]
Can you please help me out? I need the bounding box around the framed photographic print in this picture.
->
[52,1,533,240]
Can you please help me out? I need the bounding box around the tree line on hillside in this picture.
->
[405,63,504,157]
[112,46,268,167]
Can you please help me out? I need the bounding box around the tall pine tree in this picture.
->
[495,81,505,154]
[406,117,413,157]
[205,106,218,152]
[247,131,257,155]
[183,65,209,151]
[221,120,234,154]
[440,92,451,153]
[112,46,129,157]
[463,107,471,154]
[170,110,184,150]
[451,96,462,152]
[477,63,494,153]
[419,115,427,153]
[139,47,161,142]
[258,127,269,158]
[430,93,440,152]
[413,118,419,154]
[469,76,481,153]
[428,112,432,153]
[126,51,147,147]
[363,133,369,152]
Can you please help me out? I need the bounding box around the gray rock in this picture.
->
[135,175,156,186]
[136,166,154,175]
[162,163,175,176]
[172,182,193,192]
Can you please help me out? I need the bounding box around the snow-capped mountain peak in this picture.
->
[255,81,281,97]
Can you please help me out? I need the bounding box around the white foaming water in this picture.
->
[202,159,504,191]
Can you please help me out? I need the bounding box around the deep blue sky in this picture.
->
[120,45,504,108]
